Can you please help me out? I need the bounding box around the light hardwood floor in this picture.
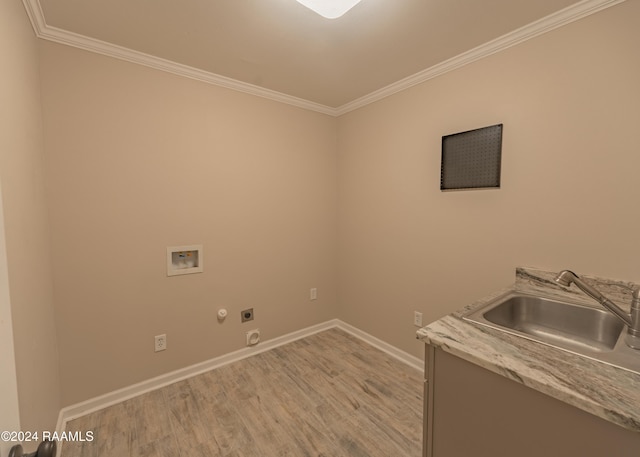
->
[62,328,423,456]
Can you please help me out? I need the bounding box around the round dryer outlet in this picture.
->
[246,329,260,346]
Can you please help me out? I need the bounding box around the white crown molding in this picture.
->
[21,0,336,116]
[22,0,626,116]
[334,0,627,116]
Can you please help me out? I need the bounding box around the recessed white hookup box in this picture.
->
[167,245,203,276]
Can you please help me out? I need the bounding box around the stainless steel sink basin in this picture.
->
[463,292,640,374]
[482,295,623,352]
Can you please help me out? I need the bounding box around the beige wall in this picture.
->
[0,0,61,442]
[39,42,339,405]
[0,188,20,455]
[29,0,640,408]
[337,0,640,358]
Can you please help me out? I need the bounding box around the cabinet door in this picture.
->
[430,349,640,457]
[423,345,434,457]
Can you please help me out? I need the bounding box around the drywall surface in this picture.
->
[337,0,640,358]
[0,0,61,445]
[37,0,638,406]
[39,42,338,406]
[0,188,20,456]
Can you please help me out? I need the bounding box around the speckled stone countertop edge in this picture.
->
[416,267,640,433]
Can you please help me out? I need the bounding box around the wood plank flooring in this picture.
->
[61,328,423,457]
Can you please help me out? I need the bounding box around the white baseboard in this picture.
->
[56,319,422,433]
[335,321,423,371]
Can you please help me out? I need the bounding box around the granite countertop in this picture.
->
[416,267,640,433]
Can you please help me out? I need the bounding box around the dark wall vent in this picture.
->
[440,124,503,191]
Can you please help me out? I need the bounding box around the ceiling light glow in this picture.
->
[296,0,362,19]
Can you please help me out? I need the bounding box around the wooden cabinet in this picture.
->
[423,345,640,457]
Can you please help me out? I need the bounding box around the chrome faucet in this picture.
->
[555,270,640,349]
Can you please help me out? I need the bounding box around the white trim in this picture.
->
[22,0,625,117]
[336,321,423,371]
[20,0,335,116]
[334,0,627,115]
[21,0,46,34]
[56,319,421,432]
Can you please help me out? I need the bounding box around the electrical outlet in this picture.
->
[154,334,167,352]
[241,308,254,323]
[413,311,423,327]
[310,288,317,300]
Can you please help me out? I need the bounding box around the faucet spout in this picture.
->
[554,270,632,326]
[554,270,640,349]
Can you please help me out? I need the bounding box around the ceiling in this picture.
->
[27,0,617,114]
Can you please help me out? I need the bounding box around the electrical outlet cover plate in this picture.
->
[414,312,423,327]
[155,334,167,352]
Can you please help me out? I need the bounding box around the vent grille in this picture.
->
[441,124,503,191]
